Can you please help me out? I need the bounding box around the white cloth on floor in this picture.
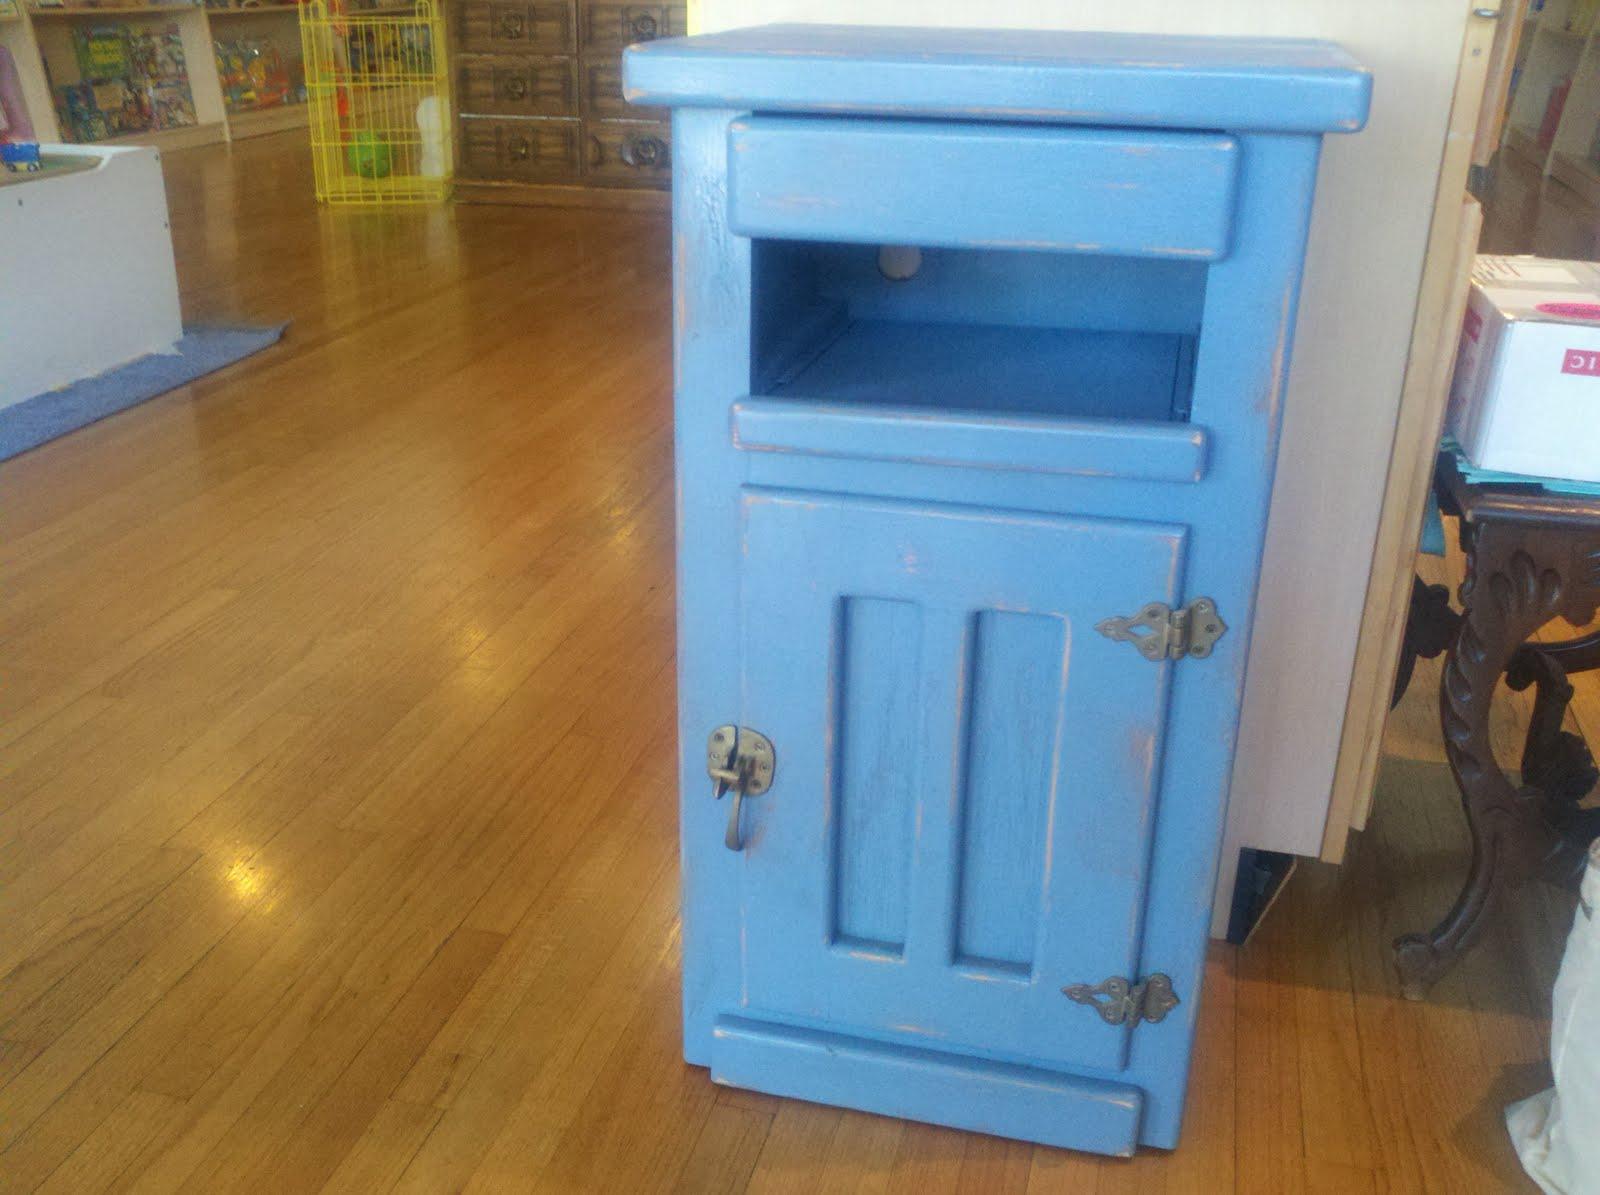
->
[1508,838,1600,1195]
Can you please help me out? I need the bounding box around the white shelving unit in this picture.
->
[0,0,306,149]
[1504,0,1600,201]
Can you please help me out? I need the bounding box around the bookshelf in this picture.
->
[1503,0,1600,200]
[0,0,307,147]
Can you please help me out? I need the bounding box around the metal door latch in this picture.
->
[707,725,775,851]
[1062,973,1180,1027]
[1095,598,1226,661]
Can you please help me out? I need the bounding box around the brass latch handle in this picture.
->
[707,725,775,851]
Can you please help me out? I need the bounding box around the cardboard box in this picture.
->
[1448,255,1600,484]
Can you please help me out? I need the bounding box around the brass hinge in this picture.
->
[1062,974,1181,1027]
[1095,598,1226,662]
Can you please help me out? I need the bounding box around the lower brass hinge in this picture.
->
[1096,598,1226,662]
[1062,974,1181,1027]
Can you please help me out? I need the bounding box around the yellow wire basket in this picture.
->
[300,0,451,204]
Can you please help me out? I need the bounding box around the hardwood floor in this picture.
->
[0,130,1592,1193]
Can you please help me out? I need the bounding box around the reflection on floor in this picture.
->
[0,130,1593,1192]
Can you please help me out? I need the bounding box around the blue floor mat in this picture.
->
[0,323,288,462]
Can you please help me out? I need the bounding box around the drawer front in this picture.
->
[728,116,1240,261]
[584,119,670,186]
[579,2,675,53]
[458,55,577,117]
[459,117,581,181]
[455,1,574,55]
[580,54,661,120]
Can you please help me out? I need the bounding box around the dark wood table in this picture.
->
[1393,450,1600,999]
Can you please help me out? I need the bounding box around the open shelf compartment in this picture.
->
[741,240,1211,483]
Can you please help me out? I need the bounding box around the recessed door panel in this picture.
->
[734,488,1186,1075]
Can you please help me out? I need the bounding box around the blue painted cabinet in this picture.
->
[625,24,1370,1157]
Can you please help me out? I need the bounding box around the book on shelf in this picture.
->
[54,22,199,142]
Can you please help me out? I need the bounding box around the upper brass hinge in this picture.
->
[1062,973,1181,1027]
[1095,598,1226,662]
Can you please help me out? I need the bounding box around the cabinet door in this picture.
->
[733,489,1186,1075]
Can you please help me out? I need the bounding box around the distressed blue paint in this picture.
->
[729,116,1240,259]
[832,596,922,954]
[737,489,1183,1077]
[731,398,1209,483]
[625,23,1372,133]
[634,24,1368,1157]
[711,1015,1144,1157]
[954,611,1063,974]
[765,321,1195,420]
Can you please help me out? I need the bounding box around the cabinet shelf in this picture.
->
[98,119,226,147]
[767,319,1196,424]
[28,5,201,17]
[226,102,306,137]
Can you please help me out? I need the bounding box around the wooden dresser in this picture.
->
[452,1,682,206]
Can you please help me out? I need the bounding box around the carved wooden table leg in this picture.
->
[1512,632,1600,802]
[1392,576,1459,709]
[1393,493,1600,1000]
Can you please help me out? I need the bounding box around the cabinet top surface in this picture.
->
[623,23,1371,134]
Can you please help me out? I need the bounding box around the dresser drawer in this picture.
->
[455,1,575,55]
[459,117,581,181]
[579,2,675,53]
[580,55,660,120]
[727,116,1240,261]
[584,119,670,186]
[458,55,577,117]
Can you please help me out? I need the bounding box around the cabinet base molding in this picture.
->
[710,1015,1144,1156]
[451,179,668,210]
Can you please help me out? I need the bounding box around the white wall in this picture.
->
[696,0,1477,929]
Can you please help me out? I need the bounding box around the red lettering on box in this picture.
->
[1463,308,1482,342]
[1561,349,1600,377]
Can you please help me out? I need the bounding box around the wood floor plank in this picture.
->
[319,1098,445,1195]
[669,1102,776,1195]
[33,1089,185,1195]
[0,129,1583,1195]
[0,819,371,1190]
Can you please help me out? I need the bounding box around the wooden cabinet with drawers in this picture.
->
[452,0,681,206]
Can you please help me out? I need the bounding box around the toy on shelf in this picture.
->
[1,140,42,171]
[213,34,300,113]
[53,22,197,142]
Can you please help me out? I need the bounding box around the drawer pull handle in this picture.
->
[621,134,667,169]
[507,136,533,161]
[501,74,529,100]
[496,9,525,38]
[707,725,775,851]
[629,11,658,38]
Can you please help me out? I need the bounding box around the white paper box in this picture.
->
[1448,255,1600,484]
